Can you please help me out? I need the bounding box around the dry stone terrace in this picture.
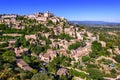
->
[2,34,22,37]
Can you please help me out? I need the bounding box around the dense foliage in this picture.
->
[68,41,85,50]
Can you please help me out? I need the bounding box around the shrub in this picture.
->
[82,56,90,62]
[69,69,86,78]
[114,55,120,63]
[87,68,104,80]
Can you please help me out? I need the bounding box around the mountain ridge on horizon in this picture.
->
[69,21,120,26]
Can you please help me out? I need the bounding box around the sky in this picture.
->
[0,0,120,22]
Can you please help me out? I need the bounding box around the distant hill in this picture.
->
[69,21,120,26]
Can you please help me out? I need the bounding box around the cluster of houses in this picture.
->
[0,14,25,29]
[114,46,120,54]
[0,15,17,24]
[27,11,53,22]
[37,29,98,62]
[7,25,96,70]
[13,47,34,71]
[27,11,65,24]
[1,12,116,79]
[0,11,66,30]
[12,24,98,64]
[39,49,57,62]
[1,11,120,80]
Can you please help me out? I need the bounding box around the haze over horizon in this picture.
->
[0,0,120,22]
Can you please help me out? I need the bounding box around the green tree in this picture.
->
[31,72,53,80]
[58,33,74,41]
[114,55,120,63]
[2,50,16,63]
[87,68,104,80]
[82,56,90,62]
[14,38,22,47]
[90,41,103,58]
[69,69,86,78]
[68,41,84,50]
[0,42,8,48]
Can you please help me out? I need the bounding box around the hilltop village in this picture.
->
[0,11,120,80]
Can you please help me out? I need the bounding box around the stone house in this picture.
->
[28,14,36,19]
[0,18,2,24]
[44,11,53,18]
[14,47,23,57]
[64,27,76,38]
[99,41,106,47]
[107,49,113,54]
[57,49,68,56]
[76,32,83,40]
[57,68,68,76]
[1,15,17,24]
[50,17,59,24]
[14,22,25,29]
[60,40,69,49]
[39,49,57,62]
[44,33,51,38]
[40,40,46,45]
[16,59,33,71]
[25,34,37,40]
[51,39,69,49]
[1,15,17,19]
[14,47,29,57]
[70,47,89,61]
[114,47,120,54]
[50,42,59,49]
[54,26,63,35]
[87,32,97,41]
[28,11,53,22]
[36,17,47,22]
[8,39,16,44]
[35,12,44,17]
[69,39,80,45]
